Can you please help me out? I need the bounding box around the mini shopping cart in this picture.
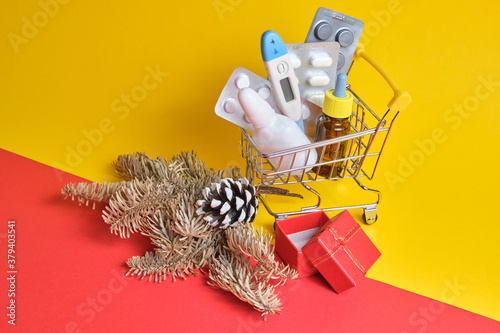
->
[239,44,411,224]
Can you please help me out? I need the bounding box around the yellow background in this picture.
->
[1,0,499,322]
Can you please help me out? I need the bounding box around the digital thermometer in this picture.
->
[261,30,302,122]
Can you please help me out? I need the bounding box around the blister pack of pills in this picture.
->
[215,67,280,131]
[304,7,364,75]
[286,41,340,108]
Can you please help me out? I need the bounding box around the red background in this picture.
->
[1,148,499,332]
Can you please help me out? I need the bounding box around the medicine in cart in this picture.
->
[214,7,411,224]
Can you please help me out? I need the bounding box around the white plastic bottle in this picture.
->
[238,87,317,174]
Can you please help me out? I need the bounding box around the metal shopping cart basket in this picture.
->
[239,44,411,224]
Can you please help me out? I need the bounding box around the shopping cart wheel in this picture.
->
[362,212,378,224]
[362,206,378,225]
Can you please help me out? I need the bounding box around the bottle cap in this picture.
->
[322,73,353,119]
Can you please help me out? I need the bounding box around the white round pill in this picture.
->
[309,52,333,68]
[306,92,325,106]
[336,29,354,47]
[301,104,311,120]
[314,21,333,41]
[307,72,330,87]
[290,53,302,69]
[235,74,250,89]
[337,53,345,70]
[223,98,238,114]
[257,85,271,99]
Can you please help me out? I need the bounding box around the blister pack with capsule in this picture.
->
[305,7,364,75]
[214,67,280,131]
[286,41,340,108]
[214,6,411,225]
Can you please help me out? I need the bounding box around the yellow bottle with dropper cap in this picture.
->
[314,73,353,178]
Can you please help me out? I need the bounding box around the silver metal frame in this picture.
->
[239,83,400,223]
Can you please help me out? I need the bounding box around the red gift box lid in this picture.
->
[302,210,381,293]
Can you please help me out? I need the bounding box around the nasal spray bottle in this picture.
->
[238,87,317,174]
[314,73,353,178]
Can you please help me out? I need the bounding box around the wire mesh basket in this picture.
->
[239,45,411,223]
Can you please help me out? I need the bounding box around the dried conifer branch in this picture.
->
[139,210,176,254]
[127,243,193,282]
[126,233,221,282]
[218,165,242,180]
[126,250,199,283]
[172,193,212,239]
[225,225,298,282]
[61,181,125,208]
[103,179,165,238]
[113,152,184,182]
[208,251,283,318]
[62,151,298,319]
[183,234,221,269]
[131,209,223,281]
[174,151,215,181]
[256,185,303,199]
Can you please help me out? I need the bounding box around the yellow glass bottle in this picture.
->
[314,73,353,178]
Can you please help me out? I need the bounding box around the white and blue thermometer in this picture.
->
[261,30,302,122]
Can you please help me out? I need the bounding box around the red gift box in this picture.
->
[275,211,331,277]
[302,210,381,293]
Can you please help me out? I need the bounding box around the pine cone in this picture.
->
[196,178,258,229]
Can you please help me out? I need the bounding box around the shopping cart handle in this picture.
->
[353,43,412,112]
